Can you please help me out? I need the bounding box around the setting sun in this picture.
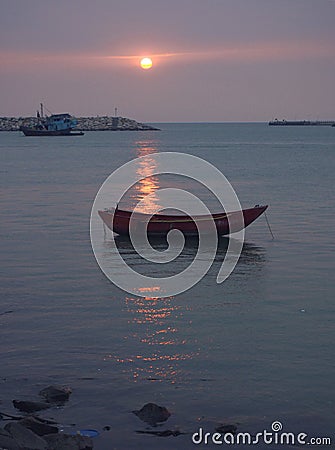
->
[140,57,153,70]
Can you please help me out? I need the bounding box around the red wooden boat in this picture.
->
[98,204,268,237]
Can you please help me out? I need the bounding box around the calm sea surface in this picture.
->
[1,124,335,449]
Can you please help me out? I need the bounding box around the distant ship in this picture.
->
[20,104,84,136]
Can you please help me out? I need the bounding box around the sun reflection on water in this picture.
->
[103,293,197,383]
[102,139,198,382]
[131,140,162,213]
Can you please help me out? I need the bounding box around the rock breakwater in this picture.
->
[0,115,160,131]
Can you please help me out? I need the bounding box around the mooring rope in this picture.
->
[264,211,275,239]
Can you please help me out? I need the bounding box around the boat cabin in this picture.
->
[45,113,77,131]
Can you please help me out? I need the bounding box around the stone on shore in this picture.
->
[0,427,21,450]
[12,399,50,413]
[133,402,171,426]
[1,384,96,449]
[44,433,93,450]
[39,385,72,403]
[4,422,48,449]
[18,415,59,436]
[136,428,183,437]
[215,423,238,435]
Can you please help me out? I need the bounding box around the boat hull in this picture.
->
[98,205,268,237]
[20,127,84,136]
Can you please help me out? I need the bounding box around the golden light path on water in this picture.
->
[102,141,197,383]
[133,141,161,213]
[103,294,197,383]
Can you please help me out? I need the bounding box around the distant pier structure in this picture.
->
[269,118,335,126]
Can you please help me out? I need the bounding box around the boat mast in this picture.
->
[40,103,44,118]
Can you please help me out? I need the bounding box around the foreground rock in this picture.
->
[215,423,238,435]
[12,400,50,413]
[1,384,95,449]
[133,402,171,426]
[0,424,93,450]
[39,385,72,404]
[44,433,93,450]
[18,416,58,436]
[136,429,183,437]
[0,427,21,450]
[4,422,48,449]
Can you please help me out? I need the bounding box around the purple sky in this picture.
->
[1,0,334,121]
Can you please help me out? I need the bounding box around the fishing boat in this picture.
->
[98,204,268,237]
[20,104,84,136]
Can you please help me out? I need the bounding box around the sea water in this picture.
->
[1,124,334,449]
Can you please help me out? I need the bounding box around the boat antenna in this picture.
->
[264,211,275,240]
[44,105,53,116]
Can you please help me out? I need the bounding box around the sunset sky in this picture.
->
[1,0,334,121]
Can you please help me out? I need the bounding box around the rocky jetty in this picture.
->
[0,116,160,132]
[76,116,159,131]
